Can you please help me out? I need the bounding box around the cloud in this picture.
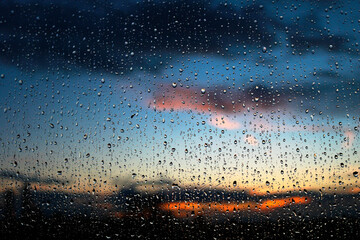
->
[0,0,271,72]
[0,170,67,184]
[208,115,241,130]
[3,0,358,75]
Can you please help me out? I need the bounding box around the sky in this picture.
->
[0,0,359,195]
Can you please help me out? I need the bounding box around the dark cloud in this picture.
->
[0,170,67,184]
[0,0,358,113]
[0,0,272,73]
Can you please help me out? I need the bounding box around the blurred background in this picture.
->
[0,0,359,239]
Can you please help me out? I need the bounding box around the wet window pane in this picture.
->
[0,0,359,239]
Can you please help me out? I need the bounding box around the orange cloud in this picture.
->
[159,196,311,218]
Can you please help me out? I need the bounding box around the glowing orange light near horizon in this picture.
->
[159,196,311,218]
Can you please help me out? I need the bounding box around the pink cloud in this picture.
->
[208,115,241,130]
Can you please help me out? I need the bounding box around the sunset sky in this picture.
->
[0,0,359,196]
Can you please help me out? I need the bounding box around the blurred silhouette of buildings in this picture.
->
[20,182,43,224]
[3,189,15,219]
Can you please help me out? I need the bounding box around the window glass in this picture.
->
[0,0,359,239]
